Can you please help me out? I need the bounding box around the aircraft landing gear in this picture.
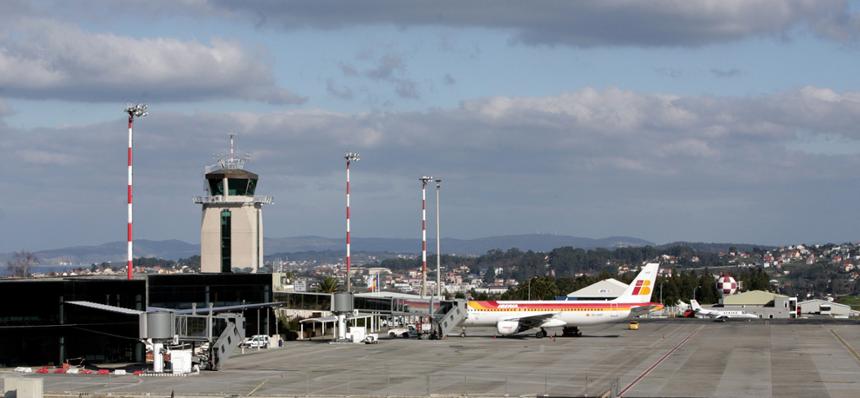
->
[536,328,548,338]
[562,327,582,337]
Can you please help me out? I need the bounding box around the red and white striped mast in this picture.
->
[345,152,360,293]
[124,104,148,281]
[419,176,433,297]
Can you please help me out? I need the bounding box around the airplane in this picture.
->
[462,263,663,338]
[689,299,759,321]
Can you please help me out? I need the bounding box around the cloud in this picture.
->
[203,0,860,47]
[711,68,742,78]
[0,18,305,104]
[443,74,456,86]
[336,52,420,101]
[4,86,860,250]
[326,79,354,100]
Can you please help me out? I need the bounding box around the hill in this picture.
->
[2,234,653,264]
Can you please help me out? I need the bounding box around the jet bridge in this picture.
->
[68,301,246,371]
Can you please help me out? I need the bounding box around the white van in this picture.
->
[241,335,269,348]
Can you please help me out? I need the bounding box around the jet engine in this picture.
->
[496,320,520,335]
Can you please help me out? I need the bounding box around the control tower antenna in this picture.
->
[345,152,360,293]
[124,103,148,281]
[419,176,434,297]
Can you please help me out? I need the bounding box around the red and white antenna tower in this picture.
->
[345,152,360,293]
[435,178,442,297]
[419,176,434,297]
[124,103,148,280]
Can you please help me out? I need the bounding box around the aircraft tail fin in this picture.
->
[613,263,659,303]
[690,299,702,311]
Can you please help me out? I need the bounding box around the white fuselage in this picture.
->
[463,300,644,327]
[697,308,759,319]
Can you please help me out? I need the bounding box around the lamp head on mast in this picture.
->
[345,152,360,163]
[124,103,148,118]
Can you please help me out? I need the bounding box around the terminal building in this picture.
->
[0,274,435,367]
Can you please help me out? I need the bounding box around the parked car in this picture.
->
[387,324,418,338]
[241,335,269,348]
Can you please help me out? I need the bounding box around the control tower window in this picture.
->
[247,179,257,195]
[228,178,249,196]
[208,179,224,196]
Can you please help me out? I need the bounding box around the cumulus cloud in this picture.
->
[0,18,305,103]
[4,86,860,250]
[204,0,860,47]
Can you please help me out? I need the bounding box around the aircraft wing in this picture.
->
[67,300,145,315]
[68,300,282,315]
[628,305,659,318]
[503,312,563,330]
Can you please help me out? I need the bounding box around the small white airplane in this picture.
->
[463,263,663,337]
[690,299,758,321]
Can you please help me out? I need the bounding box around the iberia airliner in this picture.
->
[463,263,662,337]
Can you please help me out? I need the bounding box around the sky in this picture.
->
[2,0,860,252]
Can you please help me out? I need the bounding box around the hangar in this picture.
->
[564,278,628,301]
[798,299,859,318]
[719,290,798,319]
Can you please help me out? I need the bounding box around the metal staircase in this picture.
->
[433,299,468,338]
[174,313,245,370]
[205,314,244,370]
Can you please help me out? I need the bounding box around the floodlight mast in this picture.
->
[124,103,148,281]
[345,152,360,293]
[419,176,434,297]
[435,178,442,297]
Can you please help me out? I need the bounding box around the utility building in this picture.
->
[195,136,272,273]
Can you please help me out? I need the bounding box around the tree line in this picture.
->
[499,267,774,305]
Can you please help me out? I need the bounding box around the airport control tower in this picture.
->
[194,136,272,273]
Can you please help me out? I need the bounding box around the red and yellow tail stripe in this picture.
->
[467,301,662,312]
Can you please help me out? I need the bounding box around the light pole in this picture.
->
[345,152,360,293]
[435,178,442,298]
[660,282,663,305]
[124,104,147,281]
[419,176,433,297]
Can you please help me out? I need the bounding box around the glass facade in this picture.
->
[148,274,272,310]
[227,178,255,195]
[0,279,145,367]
[220,209,231,272]
[274,292,332,311]
[208,178,224,196]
